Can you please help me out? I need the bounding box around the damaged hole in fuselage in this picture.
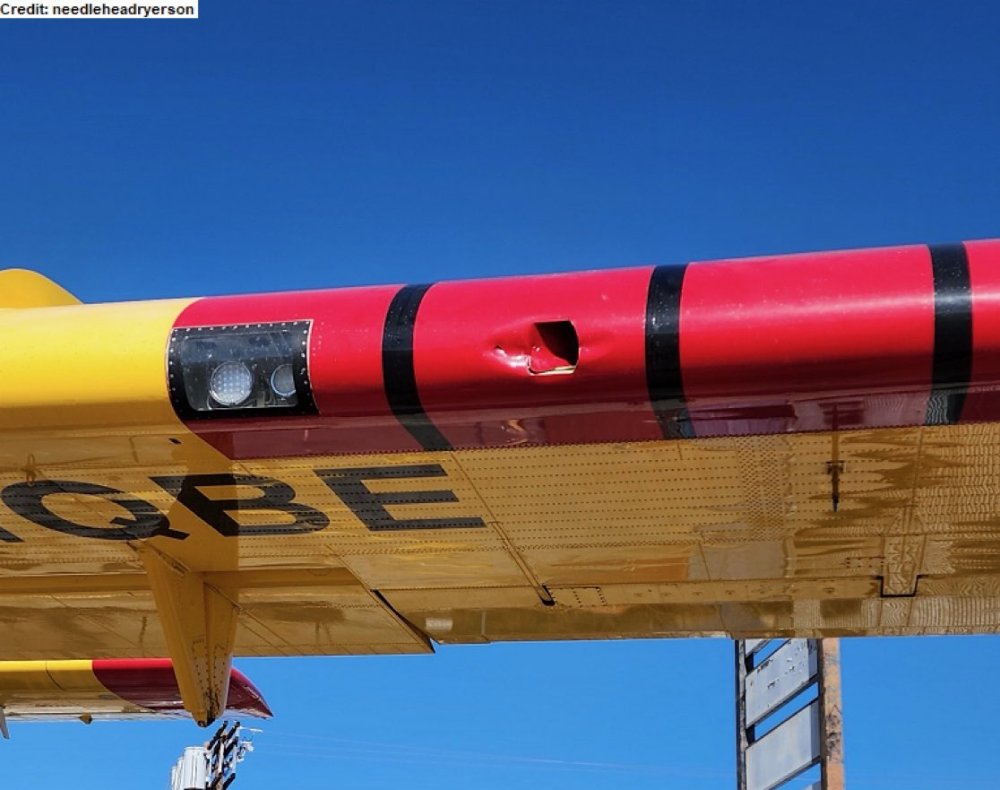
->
[529,320,579,375]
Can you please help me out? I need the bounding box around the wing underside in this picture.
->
[2,425,998,668]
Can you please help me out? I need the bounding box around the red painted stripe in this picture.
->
[960,239,1000,422]
[92,658,272,717]
[413,268,661,448]
[680,245,935,435]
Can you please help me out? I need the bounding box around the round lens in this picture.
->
[270,363,296,399]
[209,361,254,406]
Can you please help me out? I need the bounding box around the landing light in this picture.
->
[209,361,254,406]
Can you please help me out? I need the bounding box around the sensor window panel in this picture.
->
[168,322,317,420]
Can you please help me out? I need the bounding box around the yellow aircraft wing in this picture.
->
[1,239,998,724]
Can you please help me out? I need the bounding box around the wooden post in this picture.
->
[818,639,846,789]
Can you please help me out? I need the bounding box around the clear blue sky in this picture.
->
[2,2,1000,787]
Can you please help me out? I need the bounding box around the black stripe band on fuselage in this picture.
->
[382,284,452,451]
[926,243,973,426]
[645,263,694,439]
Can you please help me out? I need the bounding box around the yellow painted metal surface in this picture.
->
[0,660,96,694]
[0,270,81,308]
[3,424,1000,649]
[0,298,189,432]
[139,546,240,726]
[0,660,137,719]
